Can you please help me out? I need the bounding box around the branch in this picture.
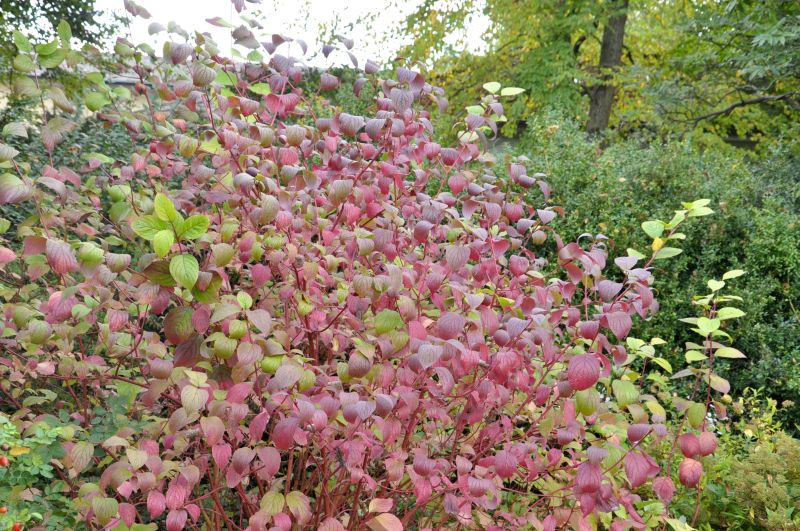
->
[689,92,799,124]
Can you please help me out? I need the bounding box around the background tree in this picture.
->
[649,0,800,145]
[396,0,799,145]
[0,0,119,69]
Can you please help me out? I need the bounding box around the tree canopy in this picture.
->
[397,0,800,145]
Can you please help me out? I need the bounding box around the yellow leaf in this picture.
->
[651,237,664,251]
[10,446,30,456]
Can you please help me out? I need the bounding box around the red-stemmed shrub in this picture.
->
[0,3,745,530]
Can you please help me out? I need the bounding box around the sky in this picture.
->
[94,0,490,68]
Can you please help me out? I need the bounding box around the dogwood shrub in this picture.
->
[0,4,745,530]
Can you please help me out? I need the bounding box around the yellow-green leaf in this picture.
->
[132,215,168,240]
[152,230,174,257]
[170,254,199,290]
[154,192,178,222]
[179,215,209,240]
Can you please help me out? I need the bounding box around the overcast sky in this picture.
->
[90,0,472,68]
[93,0,489,67]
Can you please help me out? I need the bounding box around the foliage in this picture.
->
[396,0,800,145]
[511,112,800,430]
[671,390,800,530]
[650,0,800,144]
[0,415,80,530]
[0,8,750,530]
[0,0,119,70]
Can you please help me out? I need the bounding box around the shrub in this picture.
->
[671,391,800,530]
[0,8,744,530]
[511,112,800,429]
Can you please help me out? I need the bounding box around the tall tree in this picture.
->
[586,0,629,134]
[0,0,118,65]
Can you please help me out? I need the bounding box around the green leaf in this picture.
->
[667,518,696,531]
[83,152,115,164]
[722,269,745,280]
[57,20,73,48]
[0,144,20,162]
[13,54,35,73]
[200,137,222,154]
[688,206,714,217]
[143,260,176,286]
[374,309,403,335]
[113,86,132,100]
[86,71,106,86]
[2,122,27,138]
[13,31,32,52]
[684,350,707,363]
[192,273,222,304]
[178,215,209,240]
[717,307,745,320]
[152,230,174,257]
[482,82,501,94]
[132,215,168,240]
[85,91,111,111]
[500,87,525,96]
[653,247,682,260]
[641,220,664,238]
[260,491,284,516]
[35,39,59,56]
[249,82,271,95]
[709,374,730,393]
[91,497,119,525]
[154,193,178,222]
[612,380,639,408]
[695,317,720,336]
[707,279,725,292]
[237,291,253,309]
[170,254,199,290]
[684,198,710,209]
[180,385,206,412]
[627,248,647,260]
[687,402,706,428]
[715,347,746,359]
[651,357,672,373]
[39,48,67,68]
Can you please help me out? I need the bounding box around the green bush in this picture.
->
[671,390,800,530]
[511,112,800,429]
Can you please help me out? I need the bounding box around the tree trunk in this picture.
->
[586,0,629,134]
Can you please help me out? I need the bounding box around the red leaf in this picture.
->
[249,410,270,442]
[437,312,466,340]
[272,417,298,450]
[624,451,659,488]
[575,462,602,493]
[494,450,518,479]
[567,354,600,391]
[679,458,703,487]
[165,479,188,510]
[607,311,632,339]
[200,416,225,446]
[231,447,255,474]
[147,490,166,518]
[679,433,700,458]
[166,509,187,531]
[46,239,78,274]
[652,476,675,504]
[212,443,231,469]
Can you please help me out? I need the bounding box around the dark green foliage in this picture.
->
[513,112,800,428]
[0,96,132,228]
